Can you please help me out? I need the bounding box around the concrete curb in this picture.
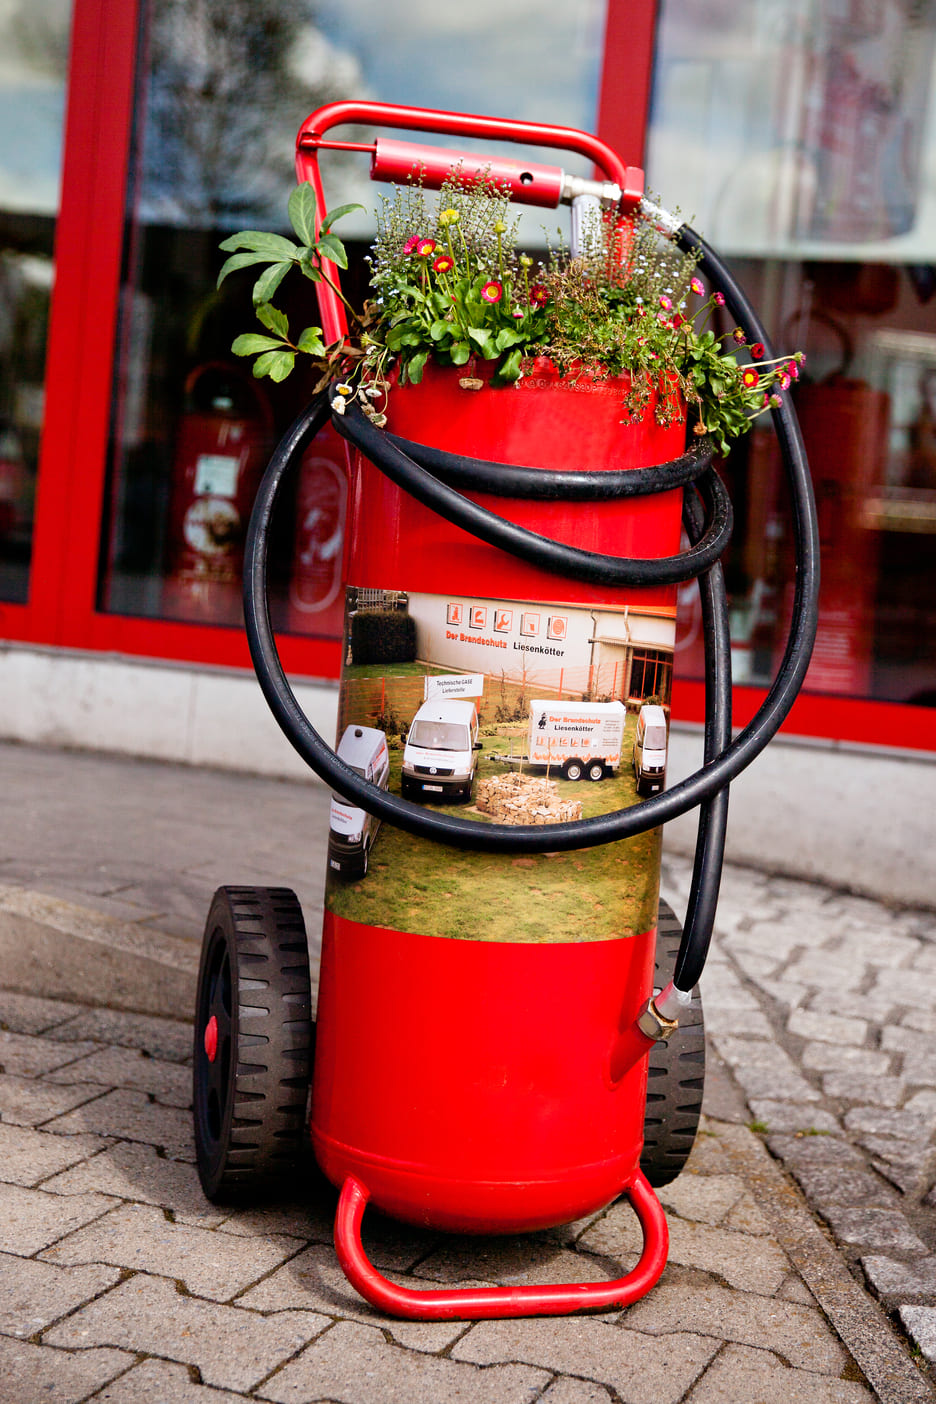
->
[0,884,198,1019]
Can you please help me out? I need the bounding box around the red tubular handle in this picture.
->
[295,99,644,343]
[334,1172,669,1321]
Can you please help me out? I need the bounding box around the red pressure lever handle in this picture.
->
[295,99,644,341]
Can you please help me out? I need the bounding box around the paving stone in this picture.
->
[684,1342,875,1402]
[622,1281,851,1373]
[787,1008,869,1046]
[0,1336,132,1404]
[868,968,936,1008]
[45,1275,329,1393]
[900,1049,936,1086]
[0,1121,112,1186]
[450,1314,718,1401]
[862,1254,936,1301]
[237,1241,489,1352]
[0,1250,120,1335]
[538,1378,615,1404]
[41,1140,230,1225]
[413,1237,614,1288]
[767,1134,864,1169]
[833,930,919,968]
[47,1045,192,1106]
[881,1025,928,1055]
[844,1106,934,1140]
[702,1004,774,1037]
[748,977,809,1010]
[811,990,897,1023]
[869,1156,922,1197]
[0,1181,117,1254]
[726,948,783,980]
[820,1073,904,1107]
[802,1044,892,1076]
[747,1100,841,1134]
[580,1199,790,1295]
[697,970,763,1012]
[262,1318,552,1404]
[0,990,84,1035]
[0,1070,105,1125]
[903,1009,936,1037]
[723,1191,773,1236]
[729,922,810,961]
[712,1038,819,1102]
[820,1206,928,1254]
[0,1028,103,1076]
[41,1201,303,1299]
[899,1305,936,1366]
[43,1088,195,1159]
[781,954,866,992]
[89,1357,245,1402]
[657,1172,748,1225]
[777,1275,816,1305]
[49,1008,193,1062]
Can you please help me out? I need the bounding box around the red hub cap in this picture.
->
[203,1014,219,1063]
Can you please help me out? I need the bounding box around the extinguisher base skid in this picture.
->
[334,1172,669,1321]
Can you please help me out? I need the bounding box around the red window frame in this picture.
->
[2,0,934,753]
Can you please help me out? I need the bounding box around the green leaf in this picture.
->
[495,328,524,351]
[314,233,349,269]
[252,261,292,305]
[497,348,523,382]
[407,349,429,383]
[255,303,289,338]
[297,262,323,283]
[252,349,296,382]
[296,326,326,355]
[219,230,300,258]
[430,319,451,342]
[231,333,287,356]
[287,184,318,245]
[467,327,495,357]
[320,202,364,233]
[217,251,276,289]
[450,341,471,366]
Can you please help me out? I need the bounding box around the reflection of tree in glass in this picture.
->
[140,0,367,226]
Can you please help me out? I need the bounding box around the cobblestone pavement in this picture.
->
[1,743,936,1401]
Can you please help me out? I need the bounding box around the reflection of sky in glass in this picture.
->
[0,85,65,213]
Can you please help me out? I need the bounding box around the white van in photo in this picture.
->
[401,698,481,802]
[327,725,390,879]
[632,704,668,796]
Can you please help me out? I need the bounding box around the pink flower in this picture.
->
[416,238,436,257]
[403,235,419,255]
[779,372,791,390]
[713,291,726,307]
[432,253,454,273]
[659,295,672,311]
[529,284,549,307]
[690,276,705,296]
[742,367,760,389]
[750,342,765,360]
[787,360,800,380]
[481,280,503,303]
[732,328,746,345]
[770,393,783,408]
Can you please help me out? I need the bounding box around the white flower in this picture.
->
[332,396,346,415]
[335,382,354,397]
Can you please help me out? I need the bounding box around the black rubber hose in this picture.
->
[243,224,818,866]
[386,430,715,500]
[333,400,733,587]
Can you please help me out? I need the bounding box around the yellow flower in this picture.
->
[438,208,460,227]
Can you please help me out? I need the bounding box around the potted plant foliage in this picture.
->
[218,176,802,458]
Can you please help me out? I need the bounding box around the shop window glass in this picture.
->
[649,0,936,711]
[0,0,73,603]
[99,0,606,635]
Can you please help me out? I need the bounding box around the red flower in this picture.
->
[529,284,549,306]
[659,295,673,311]
[732,328,746,345]
[432,253,454,273]
[750,342,765,360]
[713,291,726,307]
[481,280,503,304]
[742,367,760,389]
[403,235,419,255]
[416,238,436,257]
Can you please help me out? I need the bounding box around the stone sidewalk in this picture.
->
[1,741,935,1401]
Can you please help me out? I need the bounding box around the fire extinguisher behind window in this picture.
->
[162,362,274,625]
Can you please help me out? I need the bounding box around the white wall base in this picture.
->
[0,644,339,782]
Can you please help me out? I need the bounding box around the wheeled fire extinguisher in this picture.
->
[162,362,273,625]
[192,102,819,1322]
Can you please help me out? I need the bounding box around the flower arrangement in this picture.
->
[218,177,802,456]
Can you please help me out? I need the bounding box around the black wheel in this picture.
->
[640,899,705,1188]
[193,886,313,1203]
[587,760,605,782]
[564,759,584,782]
